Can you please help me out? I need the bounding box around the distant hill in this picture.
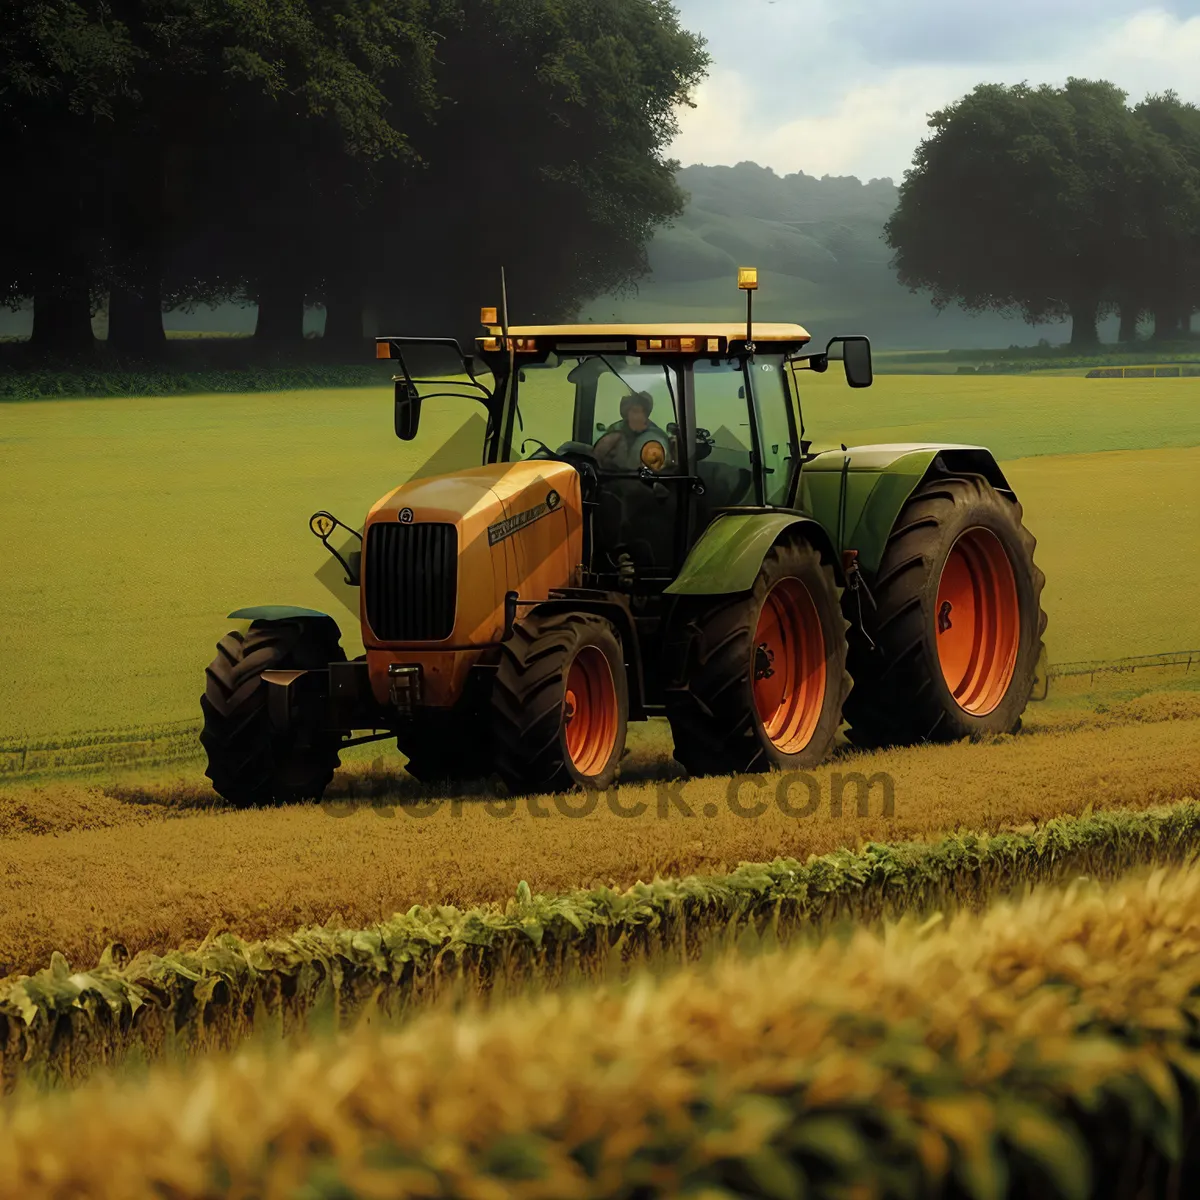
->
[581,162,1114,350]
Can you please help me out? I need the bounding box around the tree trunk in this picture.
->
[321,275,365,356]
[107,267,165,359]
[1153,306,1180,341]
[1067,296,1100,348]
[1117,296,1141,342]
[30,273,95,358]
[254,276,306,347]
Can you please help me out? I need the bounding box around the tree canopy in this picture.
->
[0,0,708,357]
[884,80,1200,346]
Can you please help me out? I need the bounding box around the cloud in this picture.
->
[669,5,1200,180]
[832,0,1157,64]
[671,65,981,182]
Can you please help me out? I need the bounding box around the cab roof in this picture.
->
[483,321,812,348]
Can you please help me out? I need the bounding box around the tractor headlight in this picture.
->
[640,440,666,471]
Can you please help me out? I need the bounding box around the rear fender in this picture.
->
[799,444,1013,579]
[664,511,841,597]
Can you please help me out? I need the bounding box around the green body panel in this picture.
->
[799,443,1010,577]
[227,605,335,622]
[665,512,832,595]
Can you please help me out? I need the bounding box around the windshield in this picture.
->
[502,354,682,472]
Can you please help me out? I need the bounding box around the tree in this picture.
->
[363,0,710,343]
[1131,93,1200,339]
[1,0,707,360]
[106,0,438,354]
[0,1,141,355]
[885,79,1151,347]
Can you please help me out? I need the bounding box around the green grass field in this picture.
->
[797,370,1200,457]
[1,375,1197,743]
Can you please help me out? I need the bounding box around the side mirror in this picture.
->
[394,379,422,440]
[827,335,873,388]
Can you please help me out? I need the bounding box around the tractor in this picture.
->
[199,269,1047,801]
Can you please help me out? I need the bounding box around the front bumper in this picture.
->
[261,660,384,732]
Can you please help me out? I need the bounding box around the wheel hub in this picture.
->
[935,526,1020,716]
[754,643,775,681]
[751,578,827,754]
[563,647,619,778]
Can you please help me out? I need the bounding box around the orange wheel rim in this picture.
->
[563,646,619,777]
[752,578,827,754]
[935,527,1020,716]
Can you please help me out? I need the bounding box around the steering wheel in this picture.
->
[521,437,559,460]
[519,438,601,493]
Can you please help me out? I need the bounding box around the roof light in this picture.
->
[679,337,697,353]
[738,266,758,291]
[707,337,722,353]
[480,306,498,326]
[482,336,500,351]
[375,341,391,360]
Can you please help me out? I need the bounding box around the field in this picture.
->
[7,862,1200,1197]
[2,373,1199,743]
[1,371,1199,1193]
[2,696,1198,980]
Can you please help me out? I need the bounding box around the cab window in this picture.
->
[751,356,799,507]
[593,360,681,473]
[693,359,756,507]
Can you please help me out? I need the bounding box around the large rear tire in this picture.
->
[200,618,346,806]
[491,610,628,794]
[665,537,851,777]
[843,474,1047,748]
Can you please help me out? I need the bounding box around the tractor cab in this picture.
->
[379,311,873,592]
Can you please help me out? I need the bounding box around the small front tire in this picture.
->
[200,618,346,806]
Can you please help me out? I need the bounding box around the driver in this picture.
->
[593,391,671,471]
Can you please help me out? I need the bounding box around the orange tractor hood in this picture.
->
[361,460,584,706]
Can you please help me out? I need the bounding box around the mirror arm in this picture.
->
[785,351,829,373]
[309,511,363,585]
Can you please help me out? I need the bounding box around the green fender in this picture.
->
[665,512,839,596]
[227,605,336,622]
[665,444,1012,597]
[799,443,1012,578]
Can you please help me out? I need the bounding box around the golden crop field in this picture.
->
[5,860,1200,1198]
[3,694,1197,980]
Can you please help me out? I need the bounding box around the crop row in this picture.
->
[6,714,1198,980]
[7,853,1200,1197]
[4,798,1200,1094]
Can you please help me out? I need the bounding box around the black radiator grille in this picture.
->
[364,522,458,641]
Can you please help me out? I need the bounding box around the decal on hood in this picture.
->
[488,491,560,546]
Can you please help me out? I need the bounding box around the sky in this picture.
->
[668,1,1200,182]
